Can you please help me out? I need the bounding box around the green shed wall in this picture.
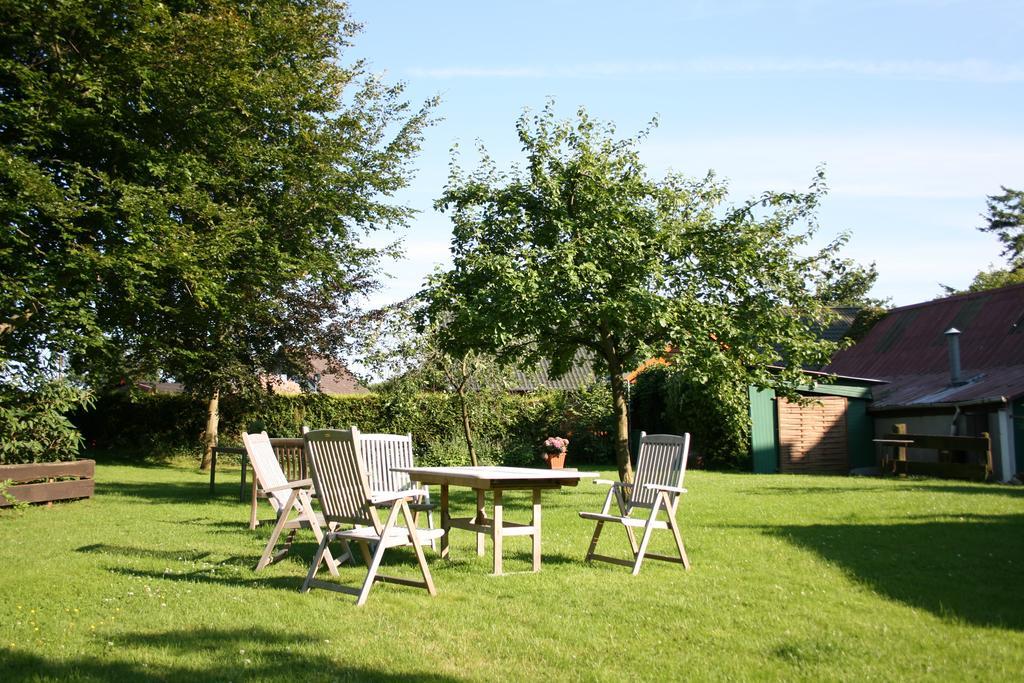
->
[749,386,778,473]
[844,398,875,469]
[748,381,876,474]
[1014,398,1024,476]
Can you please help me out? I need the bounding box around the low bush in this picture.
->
[0,369,94,464]
[630,366,751,469]
[75,385,618,467]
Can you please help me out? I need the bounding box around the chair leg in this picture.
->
[585,520,605,562]
[356,541,373,566]
[666,504,691,570]
[302,493,344,576]
[256,512,291,571]
[427,509,437,551]
[301,533,332,593]
[631,498,665,576]
[355,502,404,606]
[249,480,260,530]
[355,537,388,607]
[631,519,657,576]
[403,502,437,596]
[623,523,639,555]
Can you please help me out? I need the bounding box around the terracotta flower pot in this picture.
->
[544,449,567,469]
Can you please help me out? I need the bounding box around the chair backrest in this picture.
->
[242,432,294,515]
[359,432,414,494]
[303,427,375,527]
[629,432,691,511]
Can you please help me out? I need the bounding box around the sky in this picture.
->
[347,0,1024,309]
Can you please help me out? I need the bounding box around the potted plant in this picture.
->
[541,436,569,469]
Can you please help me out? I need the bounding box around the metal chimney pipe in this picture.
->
[945,327,962,385]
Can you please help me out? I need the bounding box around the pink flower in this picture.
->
[541,436,568,454]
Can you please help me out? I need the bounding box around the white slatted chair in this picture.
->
[302,428,445,606]
[248,437,307,530]
[242,432,349,575]
[579,432,692,575]
[360,431,437,550]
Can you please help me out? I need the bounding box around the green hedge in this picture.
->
[74,387,617,467]
[629,367,751,469]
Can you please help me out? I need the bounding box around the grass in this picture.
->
[2,458,1024,682]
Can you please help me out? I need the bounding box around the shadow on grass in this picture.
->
[744,481,1024,499]
[2,626,462,682]
[77,543,212,562]
[96,480,226,505]
[768,513,1024,630]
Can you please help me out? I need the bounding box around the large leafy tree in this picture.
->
[1,1,434,466]
[429,105,844,481]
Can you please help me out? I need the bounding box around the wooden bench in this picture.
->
[875,424,992,481]
[0,460,96,507]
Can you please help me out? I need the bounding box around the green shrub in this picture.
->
[630,367,751,469]
[75,385,619,466]
[0,370,94,464]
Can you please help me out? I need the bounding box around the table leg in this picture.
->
[492,489,503,575]
[239,451,248,502]
[209,448,217,494]
[475,489,486,556]
[532,488,542,572]
[440,484,450,560]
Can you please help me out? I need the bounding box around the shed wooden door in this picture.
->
[777,396,848,473]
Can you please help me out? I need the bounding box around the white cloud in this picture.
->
[409,58,1024,83]
[641,131,1024,200]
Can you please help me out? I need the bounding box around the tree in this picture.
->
[428,105,843,482]
[814,255,887,308]
[940,186,1024,296]
[1,1,434,467]
[980,186,1024,269]
[357,298,512,467]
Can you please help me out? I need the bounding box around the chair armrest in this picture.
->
[370,488,429,505]
[594,479,634,488]
[642,483,687,494]
[264,478,314,494]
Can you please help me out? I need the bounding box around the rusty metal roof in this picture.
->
[826,282,1024,406]
[512,353,598,392]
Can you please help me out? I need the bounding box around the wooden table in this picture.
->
[394,466,596,575]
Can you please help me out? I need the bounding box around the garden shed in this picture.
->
[749,371,882,474]
[826,283,1024,482]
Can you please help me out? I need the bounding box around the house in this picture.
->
[826,283,1024,482]
[305,357,368,395]
[510,353,597,392]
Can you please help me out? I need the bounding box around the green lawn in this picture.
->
[2,459,1023,682]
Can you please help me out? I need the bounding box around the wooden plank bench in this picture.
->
[875,424,992,481]
[0,460,96,507]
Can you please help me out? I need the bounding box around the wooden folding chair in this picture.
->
[242,432,350,575]
[359,431,437,550]
[302,428,445,606]
[248,436,306,530]
[579,432,692,575]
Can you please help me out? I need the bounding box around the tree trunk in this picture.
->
[199,388,220,471]
[599,326,634,484]
[457,385,479,467]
